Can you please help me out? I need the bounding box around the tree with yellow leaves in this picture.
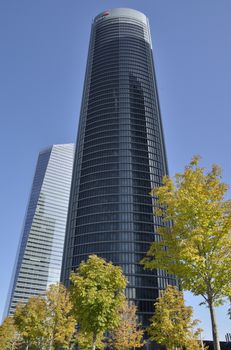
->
[45,283,77,350]
[14,296,47,350]
[110,299,144,350]
[0,316,22,350]
[14,284,77,350]
[142,157,231,350]
[148,286,203,350]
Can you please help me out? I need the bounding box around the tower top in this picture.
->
[94,8,148,26]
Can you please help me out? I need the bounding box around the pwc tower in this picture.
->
[62,8,177,325]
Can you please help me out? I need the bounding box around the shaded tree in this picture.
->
[142,157,231,350]
[148,285,203,350]
[70,255,127,350]
[14,296,46,350]
[0,316,22,350]
[14,284,77,350]
[110,299,144,350]
[44,283,77,350]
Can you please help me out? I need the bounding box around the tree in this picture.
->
[14,296,47,350]
[0,316,22,350]
[76,331,105,350]
[14,283,76,350]
[70,254,127,350]
[142,157,231,350]
[14,284,77,350]
[110,299,144,350]
[228,299,231,319]
[44,283,77,350]
[148,285,203,350]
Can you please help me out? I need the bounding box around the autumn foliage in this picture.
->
[110,300,144,350]
[148,286,203,350]
[142,156,231,350]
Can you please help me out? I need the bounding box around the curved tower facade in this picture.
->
[62,8,177,326]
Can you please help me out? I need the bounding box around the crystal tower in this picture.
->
[6,144,74,316]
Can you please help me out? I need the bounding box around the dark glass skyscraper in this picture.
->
[62,8,177,326]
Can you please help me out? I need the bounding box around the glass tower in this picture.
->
[5,144,74,316]
[61,8,177,326]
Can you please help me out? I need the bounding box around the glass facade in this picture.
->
[61,8,177,326]
[6,144,74,316]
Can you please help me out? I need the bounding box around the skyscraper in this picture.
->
[61,8,177,326]
[5,144,74,316]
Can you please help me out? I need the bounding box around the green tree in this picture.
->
[142,157,231,350]
[148,286,203,350]
[0,316,22,350]
[110,299,144,350]
[76,331,105,350]
[70,254,127,350]
[44,283,77,350]
[14,296,47,350]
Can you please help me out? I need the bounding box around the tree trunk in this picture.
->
[48,334,54,350]
[208,299,220,350]
[92,333,97,350]
[200,334,205,350]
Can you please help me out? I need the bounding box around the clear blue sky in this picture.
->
[0,0,230,340]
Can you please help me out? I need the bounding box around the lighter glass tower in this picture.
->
[62,8,177,326]
[6,144,74,315]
